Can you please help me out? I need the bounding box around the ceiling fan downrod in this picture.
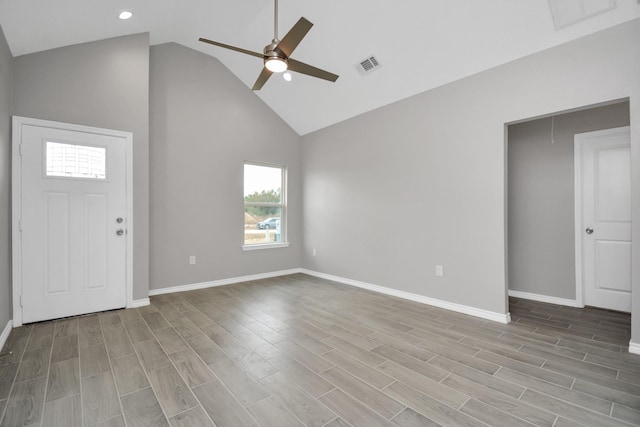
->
[273,0,279,43]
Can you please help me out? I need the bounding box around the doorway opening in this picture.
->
[505,100,630,317]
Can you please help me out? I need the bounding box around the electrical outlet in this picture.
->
[312,248,317,256]
[189,256,196,265]
[435,265,444,277]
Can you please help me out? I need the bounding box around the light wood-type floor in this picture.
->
[0,273,639,426]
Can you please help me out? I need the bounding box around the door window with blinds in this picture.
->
[46,141,107,179]
[243,162,288,249]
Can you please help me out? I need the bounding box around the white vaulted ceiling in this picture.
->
[0,0,638,135]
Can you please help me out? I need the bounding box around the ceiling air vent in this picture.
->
[356,55,381,76]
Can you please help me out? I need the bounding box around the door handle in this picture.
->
[116,229,125,236]
[585,227,594,235]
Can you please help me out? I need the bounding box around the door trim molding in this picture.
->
[573,126,630,311]
[0,320,12,352]
[11,116,134,326]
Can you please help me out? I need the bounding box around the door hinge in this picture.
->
[20,295,23,307]
[18,219,22,232]
[18,143,22,156]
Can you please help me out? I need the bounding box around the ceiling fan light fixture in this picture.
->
[265,56,288,73]
[198,0,338,90]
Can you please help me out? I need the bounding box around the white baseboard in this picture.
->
[508,290,582,308]
[301,269,511,324]
[148,268,303,297]
[0,320,13,352]
[146,267,512,324]
[629,341,640,356]
[130,298,150,308]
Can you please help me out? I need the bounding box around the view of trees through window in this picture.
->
[244,163,285,245]
[244,189,281,217]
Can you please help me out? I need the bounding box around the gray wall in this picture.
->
[302,19,640,324]
[508,103,630,300]
[148,43,302,290]
[3,20,640,345]
[11,34,151,300]
[0,27,13,328]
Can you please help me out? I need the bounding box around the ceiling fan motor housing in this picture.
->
[264,41,285,57]
[264,41,288,72]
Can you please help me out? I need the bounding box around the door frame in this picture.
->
[11,116,134,327]
[573,126,630,309]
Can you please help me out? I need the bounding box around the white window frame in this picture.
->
[242,161,289,251]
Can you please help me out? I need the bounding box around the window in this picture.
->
[46,141,106,179]
[243,162,287,249]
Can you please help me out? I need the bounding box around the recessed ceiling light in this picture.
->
[283,72,292,82]
[118,11,133,20]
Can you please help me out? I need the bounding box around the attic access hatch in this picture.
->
[548,0,617,29]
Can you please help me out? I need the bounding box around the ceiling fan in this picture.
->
[199,0,339,90]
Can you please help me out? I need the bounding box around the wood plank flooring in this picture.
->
[0,273,639,426]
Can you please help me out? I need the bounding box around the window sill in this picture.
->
[242,242,290,251]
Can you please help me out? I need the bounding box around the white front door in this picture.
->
[13,117,131,324]
[575,126,631,312]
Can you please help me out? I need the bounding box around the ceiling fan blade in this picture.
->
[252,68,273,91]
[276,17,313,57]
[287,59,339,82]
[199,38,264,59]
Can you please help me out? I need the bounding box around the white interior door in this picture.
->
[13,117,131,324]
[576,126,631,312]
